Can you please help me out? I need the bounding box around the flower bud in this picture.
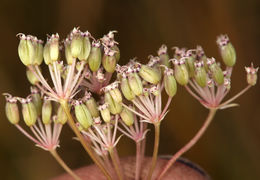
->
[245,63,258,86]
[26,68,39,85]
[17,34,38,66]
[31,87,42,116]
[120,77,135,100]
[21,97,37,127]
[128,73,143,96]
[120,107,134,126]
[78,32,91,61]
[207,58,224,85]
[194,61,207,87]
[217,35,236,67]
[139,65,161,84]
[75,101,93,129]
[42,98,52,124]
[98,104,111,123]
[57,105,67,124]
[102,48,117,73]
[84,93,99,118]
[70,28,84,58]
[173,59,189,86]
[4,95,19,124]
[48,33,60,62]
[104,92,122,114]
[158,45,170,68]
[163,68,177,97]
[88,41,102,72]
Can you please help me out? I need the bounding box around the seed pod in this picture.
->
[164,69,177,97]
[78,32,91,61]
[88,41,102,72]
[104,92,122,114]
[120,107,134,126]
[139,65,161,84]
[99,104,111,123]
[207,58,224,85]
[217,35,236,67]
[173,59,189,86]
[70,28,83,58]
[21,98,37,127]
[48,33,60,62]
[120,77,136,101]
[194,61,207,88]
[85,97,99,118]
[158,45,170,68]
[185,54,195,78]
[75,101,93,129]
[128,73,143,96]
[5,96,19,124]
[18,34,38,66]
[245,63,258,86]
[43,43,52,65]
[34,41,43,65]
[57,105,67,124]
[64,40,74,65]
[31,88,42,117]
[111,45,120,62]
[42,99,52,124]
[102,48,117,73]
[26,68,39,85]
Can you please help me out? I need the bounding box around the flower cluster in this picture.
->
[4,29,258,180]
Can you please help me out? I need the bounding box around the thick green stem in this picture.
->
[50,149,81,180]
[60,100,112,180]
[156,109,217,180]
[109,148,124,180]
[146,123,160,180]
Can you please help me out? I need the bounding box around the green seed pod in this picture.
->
[42,99,52,124]
[88,41,102,72]
[120,77,136,100]
[184,51,196,78]
[111,45,120,62]
[43,43,52,65]
[70,28,84,58]
[120,107,134,126]
[26,68,39,85]
[17,34,37,66]
[217,35,236,67]
[245,64,258,86]
[34,41,43,65]
[102,49,117,73]
[5,96,19,124]
[75,101,93,129]
[48,34,60,62]
[21,98,37,127]
[158,45,170,68]
[99,104,111,123]
[128,73,143,96]
[139,65,161,84]
[64,40,74,65]
[104,92,122,114]
[207,58,224,85]
[78,32,91,61]
[194,61,207,88]
[164,69,177,97]
[85,96,99,118]
[56,105,67,125]
[173,59,189,86]
[31,88,42,117]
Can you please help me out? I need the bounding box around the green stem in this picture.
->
[60,100,112,180]
[50,149,81,180]
[156,108,217,180]
[109,148,124,180]
[146,123,160,180]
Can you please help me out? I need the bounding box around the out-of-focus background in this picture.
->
[0,0,259,179]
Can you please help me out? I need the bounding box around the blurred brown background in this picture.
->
[0,0,259,179]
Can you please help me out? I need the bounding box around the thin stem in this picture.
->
[135,141,142,180]
[146,122,160,180]
[219,85,251,108]
[156,109,217,180]
[49,149,81,180]
[160,97,172,119]
[109,148,124,180]
[60,100,112,180]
